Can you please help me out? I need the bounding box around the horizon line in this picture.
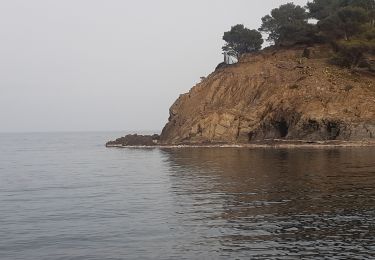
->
[0,130,161,134]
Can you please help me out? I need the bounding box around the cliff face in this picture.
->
[160,45,375,144]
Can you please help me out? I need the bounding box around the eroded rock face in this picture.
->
[160,45,375,144]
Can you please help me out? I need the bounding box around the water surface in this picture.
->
[0,133,374,259]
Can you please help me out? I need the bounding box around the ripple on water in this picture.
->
[0,133,374,259]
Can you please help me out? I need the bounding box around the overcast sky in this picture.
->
[0,0,308,132]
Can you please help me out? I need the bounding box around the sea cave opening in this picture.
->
[276,119,289,138]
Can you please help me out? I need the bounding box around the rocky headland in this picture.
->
[107,45,375,148]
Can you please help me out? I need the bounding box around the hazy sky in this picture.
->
[0,0,308,132]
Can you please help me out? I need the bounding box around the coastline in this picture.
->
[105,139,375,149]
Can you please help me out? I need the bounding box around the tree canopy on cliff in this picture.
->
[222,24,263,60]
[259,3,316,46]
[222,0,375,69]
[308,0,374,21]
[319,7,369,40]
[308,0,374,41]
[307,0,375,68]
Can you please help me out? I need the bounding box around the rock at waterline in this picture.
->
[106,134,160,147]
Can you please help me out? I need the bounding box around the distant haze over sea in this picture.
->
[0,0,308,133]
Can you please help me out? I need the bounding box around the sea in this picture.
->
[0,132,374,259]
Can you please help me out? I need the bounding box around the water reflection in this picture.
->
[1,132,374,259]
[162,148,375,258]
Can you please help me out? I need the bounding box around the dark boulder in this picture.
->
[106,134,160,147]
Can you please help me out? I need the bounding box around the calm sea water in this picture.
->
[0,132,374,259]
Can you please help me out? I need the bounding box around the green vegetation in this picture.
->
[308,0,373,40]
[308,0,375,69]
[222,24,263,59]
[333,39,375,69]
[259,3,316,46]
[222,0,375,70]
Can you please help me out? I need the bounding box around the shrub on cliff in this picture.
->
[332,39,375,68]
[222,24,263,60]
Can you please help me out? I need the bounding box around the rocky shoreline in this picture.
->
[106,134,375,148]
